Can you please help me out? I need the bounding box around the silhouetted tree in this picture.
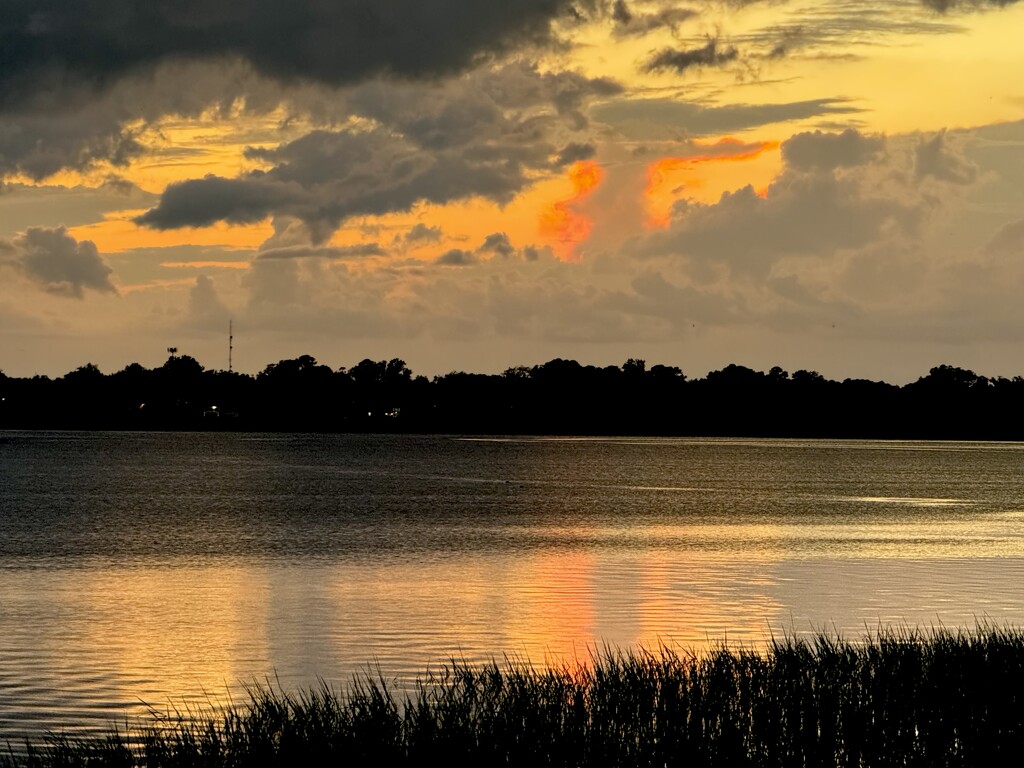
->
[256,355,340,429]
[55,364,109,427]
[911,365,987,392]
[650,364,684,381]
[7,354,1024,438]
[622,358,646,376]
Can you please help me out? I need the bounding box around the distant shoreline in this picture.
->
[2,356,1021,439]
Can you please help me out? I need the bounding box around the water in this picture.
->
[2,432,1024,742]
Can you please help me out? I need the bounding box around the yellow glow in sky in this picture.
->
[5,0,1024,381]
[69,215,274,254]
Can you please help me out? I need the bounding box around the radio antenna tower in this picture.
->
[228,320,234,373]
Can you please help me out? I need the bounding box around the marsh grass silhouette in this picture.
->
[7,627,1024,766]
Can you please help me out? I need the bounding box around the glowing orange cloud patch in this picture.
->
[539,160,604,262]
[645,139,779,228]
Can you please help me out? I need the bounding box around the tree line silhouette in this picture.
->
[0,354,1020,438]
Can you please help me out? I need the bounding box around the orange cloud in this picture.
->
[539,160,604,262]
[645,138,780,228]
[69,215,273,253]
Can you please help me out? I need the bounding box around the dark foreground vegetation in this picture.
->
[2,353,1023,437]
[9,629,1024,767]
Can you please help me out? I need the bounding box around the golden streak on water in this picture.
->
[6,434,1024,741]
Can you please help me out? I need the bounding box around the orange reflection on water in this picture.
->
[323,555,518,675]
[69,565,272,715]
[320,552,600,674]
[27,540,1024,741]
[497,550,598,664]
[629,552,784,652]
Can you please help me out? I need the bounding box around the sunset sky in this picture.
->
[2,0,1024,381]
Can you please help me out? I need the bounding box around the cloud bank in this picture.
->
[0,0,589,105]
[0,226,116,297]
[137,65,622,240]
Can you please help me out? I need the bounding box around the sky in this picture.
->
[2,0,1024,382]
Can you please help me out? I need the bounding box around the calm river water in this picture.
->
[2,432,1024,741]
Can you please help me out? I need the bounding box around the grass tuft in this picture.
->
[7,627,1024,766]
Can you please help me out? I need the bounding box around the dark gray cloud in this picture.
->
[138,129,530,236]
[556,142,597,165]
[0,1,591,109]
[435,248,477,266]
[137,174,308,229]
[611,1,697,38]
[612,0,632,25]
[255,243,385,260]
[728,0,1024,65]
[1,0,1018,186]
[479,232,516,258]
[643,38,740,73]
[0,55,329,180]
[922,0,1020,11]
[404,224,444,244]
[782,129,885,171]
[0,226,116,297]
[591,97,863,139]
[470,62,622,128]
[732,1,981,61]
[0,111,143,180]
[0,3,612,180]
[522,246,543,261]
[337,64,619,150]
[138,65,620,238]
[0,59,269,180]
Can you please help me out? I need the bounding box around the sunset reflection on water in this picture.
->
[4,433,1024,740]
[11,549,1024,739]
